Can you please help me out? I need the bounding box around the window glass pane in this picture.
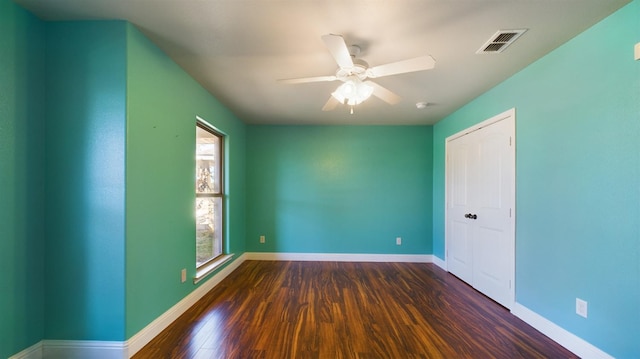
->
[195,122,224,269]
[196,196,223,266]
[196,126,221,194]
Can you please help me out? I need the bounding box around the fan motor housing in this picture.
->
[336,58,369,81]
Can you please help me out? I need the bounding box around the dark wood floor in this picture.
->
[133,261,577,359]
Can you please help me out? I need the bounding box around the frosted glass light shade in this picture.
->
[331,79,373,106]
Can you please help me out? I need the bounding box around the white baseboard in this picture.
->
[8,341,42,359]
[512,302,613,359]
[431,255,446,270]
[41,340,127,359]
[244,252,434,263]
[126,253,247,356]
[8,254,248,359]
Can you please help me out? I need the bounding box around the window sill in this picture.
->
[194,254,234,284]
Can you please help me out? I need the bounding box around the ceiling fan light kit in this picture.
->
[279,34,436,113]
[331,78,374,106]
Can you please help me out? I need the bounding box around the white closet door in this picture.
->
[446,134,475,284]
[446,110,515,309]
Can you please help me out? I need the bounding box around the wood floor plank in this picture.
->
[133,261,578,359]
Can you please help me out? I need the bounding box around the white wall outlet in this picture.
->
[181,268,187,283]
[260,235,266,244]
[635,42,640,61]
[576,298,588,318]
[396,237,402,245]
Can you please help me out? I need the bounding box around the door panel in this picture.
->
[446,139,473,283]
[472,118,513,308]
[449,219,472,283]
[474,226,511,307]
[477,133,504,209]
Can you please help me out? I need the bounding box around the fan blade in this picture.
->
[321,34,354,69]
[322,96,340,111]
[366,81,401,105]
[278,75,337,84]
[367,55,435,78]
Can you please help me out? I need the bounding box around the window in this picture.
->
[195,122,224,268]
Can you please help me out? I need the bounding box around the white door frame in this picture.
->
[444,108,516,309]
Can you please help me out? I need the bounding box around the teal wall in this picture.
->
[246,126,433,254]
[0,0,45,357]
[44,21,127,341]
[2,5,247,354]
[125,24,247,338]
[432,1,640,357]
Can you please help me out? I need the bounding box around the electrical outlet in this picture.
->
[635,42,640,61]
[576,298,588,318]
[260,235,266,244]
[396,237,402,245]
[181,268,187,283]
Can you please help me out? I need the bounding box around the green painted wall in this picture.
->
[246,126,433,254]
[0,0,45,356]
[432,1,640,357]
[125,24,247,338]
[2,8,247,353]
[44,21,127,341]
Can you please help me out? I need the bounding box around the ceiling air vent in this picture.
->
[476,29,527,54]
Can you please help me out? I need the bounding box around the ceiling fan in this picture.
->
[278,34,436,113]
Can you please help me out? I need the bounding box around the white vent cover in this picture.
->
[476,29,527,54]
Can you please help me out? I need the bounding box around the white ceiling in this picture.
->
[16,0,630,125]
